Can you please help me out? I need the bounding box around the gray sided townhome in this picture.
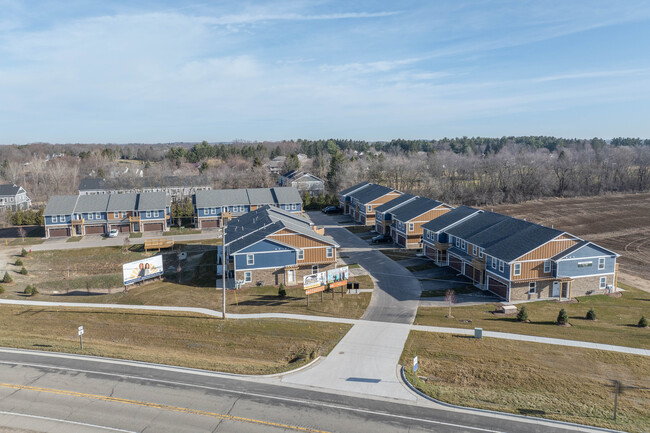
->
[44,192,171,238]
[224,206,339,287]
[338,182,371,215]
[194,187,302,229]
[348,184,402,226]
[390,197,453,248]
[278,170,325,196]
[374,194,416,235]
[422,209,618,302]
[0,184,31,211]
[79,176,211,200]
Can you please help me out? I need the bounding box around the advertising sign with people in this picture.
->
[303,271,327,290]
[122,255,164,285]
[327,266,349,288]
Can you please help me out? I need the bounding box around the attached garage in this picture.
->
[48,227,69,237]
[464,263,475,279]
[425,245,436,260]
[397,234,406,247]
[111,224,130,233]
[488,277,508,299]
[448,255,462,272]
[143,222,164,232]
[201,219,219,228]
[85,225,106,235]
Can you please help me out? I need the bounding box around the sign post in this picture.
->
[413,356,418,387]
[78,325,84,350]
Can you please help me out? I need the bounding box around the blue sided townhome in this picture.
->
[223,205,339,287]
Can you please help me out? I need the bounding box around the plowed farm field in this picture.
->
[489,192,650,292]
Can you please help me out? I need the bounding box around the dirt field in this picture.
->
[490,192,650,292]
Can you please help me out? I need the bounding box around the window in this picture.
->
[577,261,593,268]
[326,247,334,258]
[244,271,252,283]
[528,282,536,294]
[367,205,372,212]
[154,211,159,217]
[52,216,58,223]
[312,265,318,274]
[455,238,460,247]
[292,204,298,211]
[95,212,101,219]
[246,254,254,266]
[461,240,466,250]
[600,277,607,289]
[499,260,504,272]
[472,245,478,256]
[513,263,521,276]
[544,260,551,273]
[491,257,497,269]
[210,208,216,215]
[88,213,93,220]
[297,249,304,260]
[479,248,484,258]
[146,211,151,218]
[408,222,414,232]
[114,212,119,218]
[598,258,605,270]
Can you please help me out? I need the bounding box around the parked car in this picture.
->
[322,206,342,214]
[371,234,392,244]
[108,229,119,238]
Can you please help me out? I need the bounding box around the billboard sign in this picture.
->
[123,255,164,285]
[305,285,327,295]
[303,271,326,290]
[327,266,349,288]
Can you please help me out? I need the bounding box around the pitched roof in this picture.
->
[44,195,78,216]
[107,193,138,212]
[422,206,480,232]
[270,187,302,204]
[349,184,395,204]
[391,197,444,222]
[137,192,168,211]
[339,182,370,197]
[552,241,619,260]
[74,194,110,213]
[0,184,22,196]
[375,194,416,214]
[195,189,249,208]
[282,170,323,182]
[78,178,106,191]
[247,188,275,205]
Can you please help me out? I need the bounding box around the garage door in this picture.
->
[201,219,219,228]
[397,235,406,247]
[448,255,462,272]
[112,224,130,233]
[85,225,105,235]
[488,277,508,299]
[425,245,436,260]
[464,263,475,279]
[143,222,164,232]
[49,227,69,237]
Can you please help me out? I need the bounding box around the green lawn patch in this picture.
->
[401,332,650,433]
[9,238,45,246]
[348,263,361,269]
[66,236,83,242]
[344,225,372,234]
[381,249,419,261]
[163,227,202,236]
[129,232,143,238]
[415,284,650,349]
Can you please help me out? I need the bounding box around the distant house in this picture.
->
[223,206,339,287]
[78,176,211,200]
[278,170,325,196]
[43,192,171,238]
[390,197,453,248]
[0,184,31,211]
[194,187,303,229]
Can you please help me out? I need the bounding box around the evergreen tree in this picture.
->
[3,272,12,283]
[278,283,286,298]
[586,308,597,320]
[557,308,568,325]
[326,151,346,193]
[516,306,528,322]
[639,316,648,328]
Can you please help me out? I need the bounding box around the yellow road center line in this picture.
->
[0,383,329,433]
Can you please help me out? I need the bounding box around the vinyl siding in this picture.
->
[517,238,579,261]
[557,257,616,278]
[234,250,296,270]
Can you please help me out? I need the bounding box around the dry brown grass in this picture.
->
[401,332,650,433]
[0,305,351,375]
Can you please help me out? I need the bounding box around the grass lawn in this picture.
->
[344,225,372,234]
[66,236,83,242]
[406,262,438,272]
[421,285,480,298]
[401,332,650,433]
[129,232,143,238]
[9,238,45,246]
[176,239,222,246]
[381,249,420,261]
[347,263,361,269]
[415,284,650,349]
[163,227,202,236]
[0,305,351,375]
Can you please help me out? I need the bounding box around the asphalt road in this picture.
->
[0,349,597,433]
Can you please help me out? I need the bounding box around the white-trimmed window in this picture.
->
[455,237,460,247]
[473,245,478,256]
[479,248,484,258]
[210,208,216,215]
[292,204,298,211]
[491,257,497,269]
[598,258,605,270]
[246,254,254,266]
[52,216,58,223]
[326,247,334,258]
[513,263,521,276]
[146,211,151,218]
[528,282,536,294]
[88,213,93,220]
[114,212,119,218]
[577,261,592,268]
[600,276,607,289]
[367,205,372,212]
[461,240,466,249]
[154,211,159,217]
[244,271,252,283]
[499,260,504,272]
[312,265,318,274]
[408,222,414,232]
[297,249,304,260]
[95,212,101,219]
[544,260,551,273]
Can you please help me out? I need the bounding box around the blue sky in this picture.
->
[1,0,650,143]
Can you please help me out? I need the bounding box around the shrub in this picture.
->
[14,259,23,266]
[23,285,38,296]
[3,272,12,283]
[20,248,28,257]
[19,267,28,275]
[0,286,4,294]
[586,308,597,321]
[639,316,648,328]
[278,283,286,298]
[516,306,528,322]
[557,308,569,325]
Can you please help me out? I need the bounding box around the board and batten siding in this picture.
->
[517,238,579,261]
[268,230,332,248]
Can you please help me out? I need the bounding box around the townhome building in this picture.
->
[79,176,211,200]
[278,170,325,196]
[44,192,171,238]
[194,187,302,229]
[373,194,416,235]
[421,205,482,265]
[390,197,453,248]
[348,184,402,225]
[0,184,31,211]
[338,182,371,214]
[223,206,339,287]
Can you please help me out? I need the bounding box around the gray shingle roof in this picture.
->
[137,192,167,211]
[107,193,138,212]
[195,189,249,208]
[339,182,370,197]
[44,195,78,216]
[391,197,444,222]
[375,194,416,214]
[0,184,21,196]
[422,206,480,232]
[247,188,275,205]
[74,194,110,213]
[270,187,301,204]
[349,184,395,204]
[78,178,105,191]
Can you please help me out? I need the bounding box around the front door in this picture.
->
[287,269,296,284]
[552,281,560,297]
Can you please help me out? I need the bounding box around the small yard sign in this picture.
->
[413,356,418,372]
